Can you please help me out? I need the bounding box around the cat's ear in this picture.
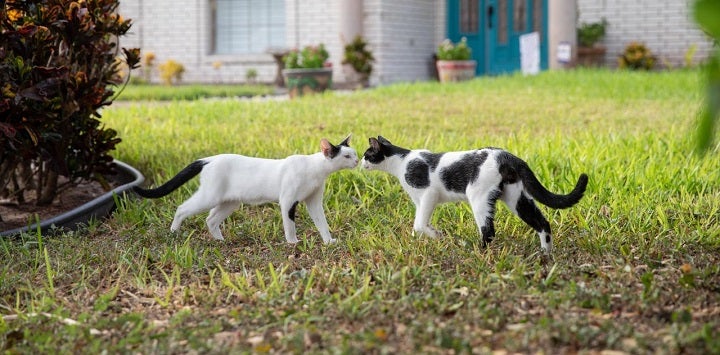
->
[378,136,392,145]
[321,138,340,158]
[339,134,351,147]
[369,137,381,151]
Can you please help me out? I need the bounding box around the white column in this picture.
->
[339,0,363,44]
[548,0,577,69]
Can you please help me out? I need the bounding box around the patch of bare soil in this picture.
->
[0,180,108,232]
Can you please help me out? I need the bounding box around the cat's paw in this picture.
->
[285,237,299,244]
[429,227,443,238]
[324,238,337,244]
[414,226,442,238]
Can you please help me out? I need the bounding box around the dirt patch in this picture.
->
[0,180,108,231]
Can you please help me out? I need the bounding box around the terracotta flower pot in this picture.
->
[282,68,333,98]
[577,46,607,67]
[436,60,477,83]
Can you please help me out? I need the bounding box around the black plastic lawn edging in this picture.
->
[0,160,145,238]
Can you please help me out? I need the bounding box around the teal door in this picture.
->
[447,0,548,75]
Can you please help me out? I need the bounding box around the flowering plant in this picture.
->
[284,44,330,69]
[437,38,472,60]
[618,42,655,70]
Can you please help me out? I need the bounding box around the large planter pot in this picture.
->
[342,64,370,89]
[0,160,144,237]
[577,46,607,67]
[436,60,477,83]
[282,67,333,98]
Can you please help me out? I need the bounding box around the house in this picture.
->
[117,0,713,86]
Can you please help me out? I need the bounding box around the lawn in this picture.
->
[1,69,719,353]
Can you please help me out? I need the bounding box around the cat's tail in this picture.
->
[133,160,207,199]
[520,167,588,209]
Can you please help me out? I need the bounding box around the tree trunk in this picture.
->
[36,162,58,206]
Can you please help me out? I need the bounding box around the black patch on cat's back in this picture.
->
[419,152,444,171]
[405,159,430,188]
[440,151,489,193]
[495,151,521,184]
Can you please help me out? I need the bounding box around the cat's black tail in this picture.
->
[520,166,588,209]
[498,152,588,209]
[133,160,207,199]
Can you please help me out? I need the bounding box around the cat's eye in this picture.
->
[344,154,351,158]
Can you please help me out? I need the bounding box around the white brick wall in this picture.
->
[365,0,442,83]
[577,0,714,67]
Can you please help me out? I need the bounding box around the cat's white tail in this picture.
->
[133,160,207,199]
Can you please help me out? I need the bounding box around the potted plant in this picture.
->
[436,38,477,83]
[342,35,375,88]
[282,44,332,98]
[577,18,608,67]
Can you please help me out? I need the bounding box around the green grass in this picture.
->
[114,83,275,101]
[2,69,719,353]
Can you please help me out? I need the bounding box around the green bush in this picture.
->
[0,0,139,205]
[437,38,472,61]
[618,42,656,70]
[577,18,607,47]
[283,44,329,69]
[342,35,375,76]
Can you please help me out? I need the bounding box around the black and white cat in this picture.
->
[134,136,359,244]
[361,136,588,253]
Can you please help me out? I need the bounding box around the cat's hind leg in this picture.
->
[503,189,553,253]
[468,188,502,247]
[279,199,300,244]
[206,201,240,240]
[171,193,216,234]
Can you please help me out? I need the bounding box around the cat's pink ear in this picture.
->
[321,139,332,157]
[369,137,380,151]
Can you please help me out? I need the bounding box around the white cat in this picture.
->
[134,136,358,244]
[361,136,588,253]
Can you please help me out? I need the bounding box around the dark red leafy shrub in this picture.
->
[0,0,140,205]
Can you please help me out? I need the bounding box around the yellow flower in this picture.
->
[7,9,23,21]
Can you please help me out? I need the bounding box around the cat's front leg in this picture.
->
[280,200,300,244]
[413,194,441,238]
[305,190,336,244]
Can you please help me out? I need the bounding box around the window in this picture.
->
[211,0,285,55]
[460,0,479,34]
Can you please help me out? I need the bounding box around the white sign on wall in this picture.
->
[520,32,540,75]
[557,42,572,64]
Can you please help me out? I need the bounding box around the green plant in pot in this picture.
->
[436,38,476,83]
[1,0,140,214]
[342,35,375,87]
[577,18,608,67]
[282,44,332,98]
